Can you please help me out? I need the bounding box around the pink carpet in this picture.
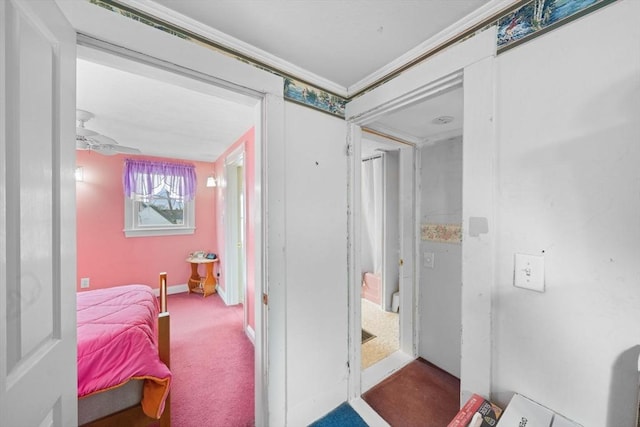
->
[168,292,254,427]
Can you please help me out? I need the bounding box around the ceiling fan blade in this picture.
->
[74,110,140,156]
[76,139,90,150]
[112,145,141,154]
[89,134,119,145]
[92,144,141,155]
[90,144,119,156]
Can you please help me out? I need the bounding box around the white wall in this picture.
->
[418,137,463,378]
[492,1,640,425]
[284,102,349,425]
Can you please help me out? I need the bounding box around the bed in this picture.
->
[77,273,171,427]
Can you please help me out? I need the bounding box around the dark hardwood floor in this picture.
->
[363,358,460,427]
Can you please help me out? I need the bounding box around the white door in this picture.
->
[0,1,77,425]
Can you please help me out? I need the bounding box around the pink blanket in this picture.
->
[77,285,171,419]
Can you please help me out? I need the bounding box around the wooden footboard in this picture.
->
[158,272,171,427]
[80,273,171,427]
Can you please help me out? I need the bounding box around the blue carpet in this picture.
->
[309,402,369,427]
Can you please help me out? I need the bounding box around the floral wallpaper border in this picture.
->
[496,0,617,52]
[421,223,462,244]
[89,0,617,117]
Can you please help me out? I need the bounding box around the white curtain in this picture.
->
[361,156,383,276]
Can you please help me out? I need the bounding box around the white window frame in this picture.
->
[124,193,196,238]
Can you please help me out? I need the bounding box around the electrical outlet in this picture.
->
[424,252,435,269]
[80,277,90,289]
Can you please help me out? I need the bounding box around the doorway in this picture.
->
[346,28,496,405]
[361,85,465,382]
[360,136,401,371]
[75,38,265,422]
[224,146,247,310]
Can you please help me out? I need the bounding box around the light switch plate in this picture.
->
[514,253,544,292]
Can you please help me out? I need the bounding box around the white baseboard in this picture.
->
[153,284,188,296]
[216,284,228,304]
[350,398,391,427]
[246,324,255,345]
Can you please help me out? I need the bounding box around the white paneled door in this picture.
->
[1,1,77,425]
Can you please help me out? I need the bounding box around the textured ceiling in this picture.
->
[148,0,491,90]
[76,58,256,162]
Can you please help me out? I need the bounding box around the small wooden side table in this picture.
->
[186,257,219,297]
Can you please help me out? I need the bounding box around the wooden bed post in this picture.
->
[158,272,171,427]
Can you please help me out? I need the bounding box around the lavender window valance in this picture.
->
[123,159,197,201]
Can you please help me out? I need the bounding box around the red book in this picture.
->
[448,393,502,427]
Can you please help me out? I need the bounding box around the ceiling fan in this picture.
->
[76,109,140,155]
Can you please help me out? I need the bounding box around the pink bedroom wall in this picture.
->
[76,151,217,292]
[214,127,256,330]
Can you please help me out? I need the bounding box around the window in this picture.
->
[123,159,197,237]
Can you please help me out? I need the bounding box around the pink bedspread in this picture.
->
[77,284,171,419]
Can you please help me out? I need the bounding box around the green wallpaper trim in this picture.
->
[88,0,618,117]
[89,0,347,117]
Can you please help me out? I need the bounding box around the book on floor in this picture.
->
[447,393,502,427]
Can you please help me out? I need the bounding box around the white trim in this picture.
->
[364,123,424,146]
[347,26,496,120]
[55,4,285,425]
[349,72,464,125]
[350,398,391,427]
[347,0,517,96]
[58,1,283,97]
[398,144,418,358]
[246,324,255,345]
[153,284,189,296]
[348,124,418,399]
[459,55,496,403]
[262,92,287,427]
[223,144,246,307]
[216,283,228,305]
[117,0,348,97]
[124,227,195,237]
[347,27,497,405]
[346,124,363,400]
[224,144,245,166]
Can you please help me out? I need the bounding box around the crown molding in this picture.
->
[117,0,349,97]
[347,0,521,97]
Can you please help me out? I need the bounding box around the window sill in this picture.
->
[124,227,195,238]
